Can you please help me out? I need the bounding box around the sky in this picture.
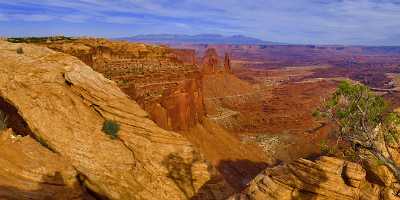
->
[1,0,400,45]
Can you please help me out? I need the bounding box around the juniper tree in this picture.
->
[315,81,400,180]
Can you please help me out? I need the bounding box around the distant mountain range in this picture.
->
[116,34,282,45]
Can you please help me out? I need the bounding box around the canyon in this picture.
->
[0,40,233,199]
[42,39,203,131]
[37,38,271,192]
[1,37,400,200]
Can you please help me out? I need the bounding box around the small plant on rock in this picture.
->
[319,140,336,155]
[102,120,120,139]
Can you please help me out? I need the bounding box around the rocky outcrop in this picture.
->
[42,39,204,131]
[0,129,89,199]
[224,53,232,73]
[171,48,196,66]
[202,48,219,74]
[230,156,400,200]
[0,41,232,199]
[201,48,233,75]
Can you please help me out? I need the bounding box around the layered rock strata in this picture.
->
[0,129,89,199]
[230,156,400,200]
[0,41,232,199]
[201,48,232,75]
[42,39,204,131]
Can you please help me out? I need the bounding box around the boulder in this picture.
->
[230,156,367,200]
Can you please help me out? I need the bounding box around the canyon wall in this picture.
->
[44,39,203,131]
[0,41,233,199]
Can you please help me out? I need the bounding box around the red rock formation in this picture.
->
[202,48,219,74]
[171,49,196,65]
[224,53,232,73]
[0,40,233,199]
[201,49,233,75]
[43,39,204,131]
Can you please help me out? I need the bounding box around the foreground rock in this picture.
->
[230,156,400,200]
[0,129,89,199]
[0,41,232,199]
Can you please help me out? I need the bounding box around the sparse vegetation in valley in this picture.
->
[102,119,120,139]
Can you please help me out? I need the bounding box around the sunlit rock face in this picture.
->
[0,41,232,200]
[43,39,204,131]
[230,156,400,200]
[224,53,232,73]
[202,48,219,74]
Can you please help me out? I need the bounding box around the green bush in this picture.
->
[16,47,23,54]
[102,120,120,139]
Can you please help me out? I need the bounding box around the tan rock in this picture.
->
[0,129,88,199]
[233,156,367,200]
[383,187,400,200]
[370,164,396,187]
[342,160,366,188]
[0,41,230,199]
[360,181,381,200]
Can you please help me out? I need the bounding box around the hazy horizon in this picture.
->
[1,1,400,46]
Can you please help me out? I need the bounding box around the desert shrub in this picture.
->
[102,120,120,139]
[315,80,400,181]
[16,47,23,54]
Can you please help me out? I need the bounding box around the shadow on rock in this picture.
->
[0,171,96,200]
[217,159,269,191]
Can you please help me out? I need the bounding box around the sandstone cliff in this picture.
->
[38,39,271,194]
[42,39,204,131]
[201,48,232,75]
[224,53,232,73]
[0,41,232,199]
[202,48,219,74]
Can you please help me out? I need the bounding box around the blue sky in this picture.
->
[1,0,400,45]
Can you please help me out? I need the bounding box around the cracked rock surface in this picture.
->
[0,41,231,200]
[229,156,400,200]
